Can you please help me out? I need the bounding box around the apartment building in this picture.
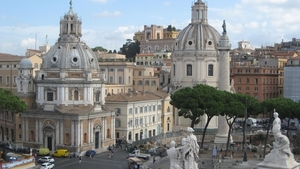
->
[284,56,300,101]
[230,62,278,101]
[133,24,179,54]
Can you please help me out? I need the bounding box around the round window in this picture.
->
[208,41,212,45]
[52,57,57,62]
[90,58,94,62]
[188,41,193,45]
[73,57,78,62]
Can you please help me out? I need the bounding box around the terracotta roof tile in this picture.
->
[0,53,25,62]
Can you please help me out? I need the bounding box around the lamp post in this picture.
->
[243,97,248,162]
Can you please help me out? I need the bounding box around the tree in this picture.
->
[221,92,246,156]
[170,84,224,148]
[170,87,204,128]
[119,39,140,61]
[91,46,107,52]
[166,25,176,32]
[0,88,27,113]
[113,49,117,53]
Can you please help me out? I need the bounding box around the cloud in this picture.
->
[163,2,171,6]
[21,38,36,49]
[93,11,121,18]
[245,22,259,29]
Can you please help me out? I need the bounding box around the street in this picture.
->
[37,148,131,169]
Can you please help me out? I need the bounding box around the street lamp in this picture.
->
[243,97,248,162]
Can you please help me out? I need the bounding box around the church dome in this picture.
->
[41,4,99,71]
[173,0,221,52]
[19,58,32,69]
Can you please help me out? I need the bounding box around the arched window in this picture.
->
[157,33,160,39]
[128,132,132,140]
[74,90,79,100]
[208,64,214,76]
[187,64,192,76]
[95,91,100,102]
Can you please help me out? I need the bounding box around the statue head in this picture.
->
[187,127,194,133]
[273,112,278,118]
[170,140,175,148]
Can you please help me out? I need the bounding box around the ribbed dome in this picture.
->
[19,58,32,69]
[41,42,99,70]
[174,23,220,51]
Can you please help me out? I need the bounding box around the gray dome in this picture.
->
[173,0,221,52]
[174,23,220,51]
[19,58,32,69]
[41,42,99,70]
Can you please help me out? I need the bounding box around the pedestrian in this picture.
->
[92,154,94,158]
[153,156,155,163]
[79,156,82,163]
[111,149,114,157]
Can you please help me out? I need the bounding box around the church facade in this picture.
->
[170,0,232,145]
[15,3,115,152]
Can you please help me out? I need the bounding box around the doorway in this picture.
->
[47,137,52,151]
[95,132,99,149]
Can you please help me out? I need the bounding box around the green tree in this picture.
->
[166,25,176,32]
[170,87,204,128]
[170,84,223,148]
[91,46,107,52]
[119,39,140,61]
[221,92,246,156]
[0,88,27,114]
[113,49,117,53]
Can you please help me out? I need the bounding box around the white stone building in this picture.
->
[170,0,232,145]
[16,2,115,152]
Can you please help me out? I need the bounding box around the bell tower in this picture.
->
[191,0,208,24]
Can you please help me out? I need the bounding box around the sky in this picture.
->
[1,0,300,56]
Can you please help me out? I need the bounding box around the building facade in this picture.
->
[15,3,115,152]
[284,56,300,101]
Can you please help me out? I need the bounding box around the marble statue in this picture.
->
[257,112,300,169]
[168,127,199,169]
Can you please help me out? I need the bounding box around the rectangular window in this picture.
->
[19,124,21,129]
[6,65,9,68]
[255,87,258,91]
[6,76,9,84]
[14,76,16,85]
[100,68,105,72]
[153,105,156,111]
[118,69,124,72]
[246,87,250,91]
[0,76,2,83]
[138,71,142,76]
[144,107,147,112]
[109,76,113,83]
[135,108,138,114]
[145,80,149,86]
[238,87,241,91]
[246,69,250,73]
[149,106,151,112]
[0,65,2,68]
[238,78,241,84]
[158,105,161,110]
[246,78,250,84]
[140,107,143,113]
[138,80,142,85]
[109,69,114,72]
[255,78,258,84]
[151,80,156,86]
[47,92,54,101]
[129,108,133,114]
[118,76,123,84]
[208,64,213,76]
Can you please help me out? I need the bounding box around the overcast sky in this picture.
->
[1,0,300,56]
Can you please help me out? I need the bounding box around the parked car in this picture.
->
[85,150,96,156]
[52,149,69,158]
[38,156,55,163]
[40,162,55,169]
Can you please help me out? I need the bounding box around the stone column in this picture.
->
[60,119,63,144]
[55,121,59,145]
[71,120,74,146]
[39,120,43,143]
[25,117,28,141]
[22,118,25,141]
[35,119,38,142]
